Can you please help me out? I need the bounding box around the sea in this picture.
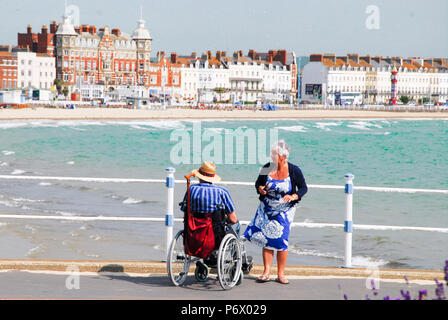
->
[0,118,446,270]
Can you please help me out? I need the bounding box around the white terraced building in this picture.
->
[302,54,448,105]
[173,49,298,103]
[16,51,55,91]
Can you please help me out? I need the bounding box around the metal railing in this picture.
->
[0,169,447,267]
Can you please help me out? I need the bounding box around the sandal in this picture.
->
[256,274,271,283]
[275,276,289,285]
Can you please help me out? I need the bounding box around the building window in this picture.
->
[150,75,157,84]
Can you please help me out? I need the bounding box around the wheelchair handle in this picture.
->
[185,172,196,180]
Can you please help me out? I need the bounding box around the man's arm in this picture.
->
[227,211,238,225]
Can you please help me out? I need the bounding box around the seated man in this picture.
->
[180,162,240,258]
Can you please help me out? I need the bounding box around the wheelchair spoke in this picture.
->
[167,230,191,286]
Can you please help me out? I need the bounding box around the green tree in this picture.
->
[399,96,410,104]
[418,97,429,105]
[62,86,69,98]
[53,79,63,95]
[213,87,228,102]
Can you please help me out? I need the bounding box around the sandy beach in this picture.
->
[1,107,448,120]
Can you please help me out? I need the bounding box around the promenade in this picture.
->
[0,259,443,300]
[1,107,448,120]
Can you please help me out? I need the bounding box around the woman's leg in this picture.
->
[261,248,274,277]
[276,250,289,283]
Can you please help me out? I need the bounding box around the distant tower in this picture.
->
[132,8,152,86]
[54,14,78,86]
[389,66,398,105]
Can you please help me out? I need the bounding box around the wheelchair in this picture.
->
[167,203,253,290]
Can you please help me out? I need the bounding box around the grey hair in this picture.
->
[271,140,290,158]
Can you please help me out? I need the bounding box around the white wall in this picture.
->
[17,52,55,90]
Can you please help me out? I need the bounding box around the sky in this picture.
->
[0,0,447,58]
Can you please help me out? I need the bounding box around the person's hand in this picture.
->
[258,185,267,195]
[283,194,299,202]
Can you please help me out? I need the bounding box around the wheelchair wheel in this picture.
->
[195,261,209,282]
[217,233,242,290]
[167,230,191,286]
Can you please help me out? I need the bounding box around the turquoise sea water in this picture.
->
[0,118,446,269]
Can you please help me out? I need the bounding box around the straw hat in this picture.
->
[191,161,221,183]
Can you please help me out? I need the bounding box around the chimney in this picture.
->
[216,51,222,60]
[171,52,178,63]
[75,26,81,34]
[347,53,359,64]
[309,54,323,62]
[275,49,287,65]
[41,25,48,34]
[50,21,57,34]
[27,25,32,34]
[156,51,166,62]
[248,49,256,60]
[89,26,97,34]
[239,50,243,58]
[324,53,336,63]
[267,53,273,63]
[221,51,226,57]
[207,50,212,60]
[112,28,121,37]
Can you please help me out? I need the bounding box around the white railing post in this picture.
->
[165,167,176,260]
[343,173,354,268]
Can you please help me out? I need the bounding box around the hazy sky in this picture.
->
[1,0,447,58]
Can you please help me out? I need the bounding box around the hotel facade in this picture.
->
[16,14,298,103]
[301,54,448,105]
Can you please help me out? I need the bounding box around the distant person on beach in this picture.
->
[243,140,308,284]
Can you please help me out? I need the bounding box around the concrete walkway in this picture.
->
[0,260,443,300]
[0,259,443,281]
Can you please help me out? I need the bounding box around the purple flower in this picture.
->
[400,289,411,300]
[433,278,446,300]
[344,294,348,300]
[418,289,427,300]
[383,296,391,300]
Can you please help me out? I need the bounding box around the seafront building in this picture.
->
[301,53,448,105]
[4,12,447,106]
[0,45,55,92]
[15,14,298,103]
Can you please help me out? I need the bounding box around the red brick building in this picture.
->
[0,46,18,90]
[17,15,182,96]
[17,22,57,56]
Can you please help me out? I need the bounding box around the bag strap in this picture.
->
[184,172,196,229]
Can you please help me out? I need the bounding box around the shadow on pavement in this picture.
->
[98,264,258,292]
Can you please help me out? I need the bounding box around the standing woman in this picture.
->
[243,140,307,284]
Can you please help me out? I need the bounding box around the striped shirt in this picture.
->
[180,182,236,215]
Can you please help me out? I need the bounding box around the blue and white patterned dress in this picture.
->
[243,175,296,251]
